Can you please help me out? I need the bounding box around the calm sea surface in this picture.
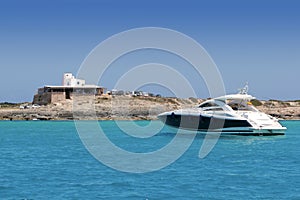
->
[0,120,299,199]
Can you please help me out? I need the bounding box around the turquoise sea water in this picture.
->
[0,120,299,199]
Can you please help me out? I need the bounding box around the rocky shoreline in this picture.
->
[1,96,300,121]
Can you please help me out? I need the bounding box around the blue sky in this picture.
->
[0,0,299,102]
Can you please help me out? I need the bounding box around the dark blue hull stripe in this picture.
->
[165,114,252,130]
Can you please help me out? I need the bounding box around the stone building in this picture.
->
[33,73,105,105]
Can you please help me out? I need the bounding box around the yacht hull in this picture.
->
[158,113,286,136]
[157,86,287,136]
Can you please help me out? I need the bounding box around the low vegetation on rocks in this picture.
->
[0,96,299,120]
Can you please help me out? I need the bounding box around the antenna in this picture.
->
[239,82,248,94]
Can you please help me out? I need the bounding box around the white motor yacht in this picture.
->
[158,85,286,135]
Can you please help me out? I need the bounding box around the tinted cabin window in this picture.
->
[198,102,223,111]
[199,102,219,108]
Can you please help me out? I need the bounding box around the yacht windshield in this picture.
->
[198,101,223,111]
